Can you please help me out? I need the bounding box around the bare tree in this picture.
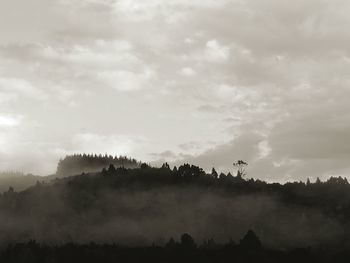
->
[233,160,248,178]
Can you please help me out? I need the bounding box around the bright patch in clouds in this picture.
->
[72,133,145,157]
[181,67,196,76]
[0,115,21,127]
[205,39,230,63]
[258,140,271,159]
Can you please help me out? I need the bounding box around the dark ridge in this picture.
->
[0,163,350,252]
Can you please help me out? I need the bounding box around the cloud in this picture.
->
[71,133,145,157]
[172,98,350,182]
[180,67,196,76]
[0,115,21,128]
[0,130,147,175]
[149,150,178,165]
[0,92,16,103]
[171,132,262,173]
[0,0,350,181]
[205,39,230,62]
[40,40,138,68]
[97,68,155,91]
[0,78,47,101]
[112,0,231,22]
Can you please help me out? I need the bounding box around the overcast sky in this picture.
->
[0,0,350,181]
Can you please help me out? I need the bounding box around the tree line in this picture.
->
[56,154,141,177]
[0,230,347,263]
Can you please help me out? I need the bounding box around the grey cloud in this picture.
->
[174,99,350,181]
[150,151,177,159]
[0,0,350,181]
[172,132,263,173]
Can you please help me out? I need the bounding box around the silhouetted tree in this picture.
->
[101,167,108,176]
[7,186,14,193]
[180,233,197,249]
[173,166,178,173]
[165,237,177,249]
[140,163,150,169]
[201,238,218,250]
[219,172,226,181]
[211,168,218,179]
[108,164,116,174]
[233,160,248,178]
[306,178,311,186]
[239,230,262,250]
[161,163,171,170]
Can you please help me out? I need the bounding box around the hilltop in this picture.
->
[0,155,142,192]
[56,154,141,177]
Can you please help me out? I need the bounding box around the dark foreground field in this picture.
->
[1,235,350,263]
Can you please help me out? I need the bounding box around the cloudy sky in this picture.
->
[0,0,350,181]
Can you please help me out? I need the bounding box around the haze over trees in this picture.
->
[56,154,141,177]
[0,172,44,193]
[0,155,350,262]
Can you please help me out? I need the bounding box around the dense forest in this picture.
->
[1,156,350,261]
[56,154,141,177]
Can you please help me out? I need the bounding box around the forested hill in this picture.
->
[0,172,44,193]
[0,155,142,192]
[1,162,350,252]
[56,154,141,177]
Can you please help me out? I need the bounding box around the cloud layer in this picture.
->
[0,0,349,180]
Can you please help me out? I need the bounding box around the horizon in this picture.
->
[0,152,345,185]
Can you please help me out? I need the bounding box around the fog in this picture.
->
[0,179,344,249]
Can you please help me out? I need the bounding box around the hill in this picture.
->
[0,154,142,193]
[0,163,350,253]
[0,172,44,193]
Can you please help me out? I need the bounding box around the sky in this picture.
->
[0,0,350,182]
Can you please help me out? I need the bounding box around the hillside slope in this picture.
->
[0,164,349,250]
